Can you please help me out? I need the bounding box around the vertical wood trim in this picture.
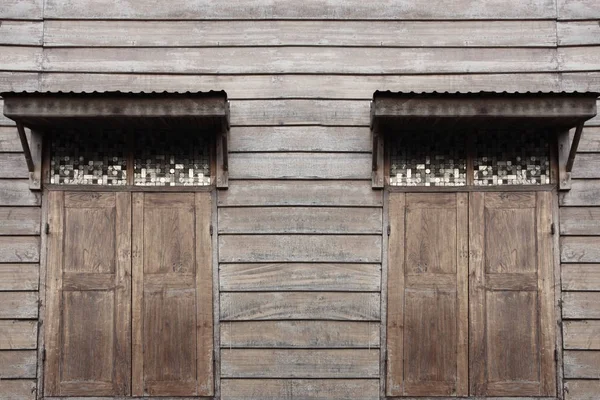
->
[456,192,469,396]
[37,192,48,400]
[372,126,384,188]
[43,190,64,396]
[469,191,486,395]
[552,190,564,400]
[386,192,405,396]
[537,191,557,396]
[380,190,389,398]
[131,192,144,396]
[196,192,214,396]
[212,191,221,398]
[114,192,132,395]
[558,130,572,190]
[29,130,42,190]
[216,128,229,188]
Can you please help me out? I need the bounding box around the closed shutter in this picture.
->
[469,191,555,396]
[132,192,213,396]
[45,192,131,396]
[387,193,468,396]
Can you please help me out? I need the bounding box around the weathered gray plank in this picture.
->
[579,127,600,152]
[560,207,600,235]
[0,73,39,93]
[559,47,600,72]
[219,235,382,263]
[0,292,37,319]
[221,321,380,348]
[562,74,600,97]
[562,264,600,291]
[0,380,36,400]
[0,320,37,349]
[0,128,22,152]
[0,153,29,178]
[221,379,380,400]
[563,292,600,319]
[221,349,379,378]
[229,153,371,180]
[0,0,42,19]
[230,126,370,152]
[560,180,600,206]
[564,351,600,378]
[564,320,600,349]
[558,0,600,20]
[558,21,600,46]
[0,264,38,291]
[40,72,562,98]
[561,236,600,263]
[572,154,600,178]
[0,46,42,72]
[44,20,557,47]
[0,207,40,235]
[221,292,380,321]
[0,21,43,46]
[0,236,39,262]
[0,351,37,378]
[220,263,381,291]
[219,180,382,207]
[564,380,600,400]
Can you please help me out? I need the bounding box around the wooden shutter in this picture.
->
[387,193,468,396]
[132,192,213,396]
[469,191,555,396]
[45,192,131,396]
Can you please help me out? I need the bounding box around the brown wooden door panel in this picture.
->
[45,191,131,396]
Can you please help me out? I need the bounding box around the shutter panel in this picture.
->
[387,193,468,396]
[469,191,555,396]
[132,192,213,396]
[45,192,131,396]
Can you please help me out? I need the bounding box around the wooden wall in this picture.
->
[0,1,599,399]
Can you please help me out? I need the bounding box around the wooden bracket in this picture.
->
[557,129,573,191]
[566,122,584,173]
[16,123,42,190]
[216,101,230,189]
[371,123,384,189]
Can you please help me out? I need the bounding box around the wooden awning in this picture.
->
[370,91,598,189]
[1,91,230,189]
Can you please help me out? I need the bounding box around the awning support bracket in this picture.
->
[16,122,42,191]
[566,122,584,173]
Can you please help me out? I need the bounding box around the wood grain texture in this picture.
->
[0,292,37,318]
[0,236,39,262]
[0,207,40,235]
[564,380,600,400]
[579,127,600,152]
[219,207,382,234]
[40,72,562,98]
[559,46,600,72]
[562,236,600,262]
[0,46,42,71]
[560,180,600,206]
[0,320,36,349]
[0,350,37,378]
[0,0,42,19]
[221,292,380,321]
[0,128,21,152]
[229,153,371,180]
[0,264,38,291]
[564,351,600,378]
[0,153,28,178]
[562,264,600,290]
[221,379,379,400]
[564,321,600,349]
[42,47,558,74]
[558,0,600,20]
[220,263,381,291]
[560,207,600,235]
[218,180,382,207]
[0,180,41,206]
[558,21,600,46]
[221,349,379,378]
[0,21,43,45]
[219,235,382,263]
[0,380,36,400]
[43,20,557,47]
[572,154,600,178]
[0,73,39,94]
[221,321,380,348]
[563,292,600,319]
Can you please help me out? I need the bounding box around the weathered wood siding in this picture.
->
[0,1,599,399]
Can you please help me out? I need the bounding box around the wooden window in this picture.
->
[387,191,556,397]
[44,191,214,397]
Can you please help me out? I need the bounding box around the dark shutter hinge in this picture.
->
[551,223,555,235]
[209,225,213,236]
[45,223,50,234]
[387,225,391,236]
[42,348,46,361]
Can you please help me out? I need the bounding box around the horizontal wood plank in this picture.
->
[219,235,382,263]
[579,127,600,152]
[564,351,600,378]
[219,180,382,207]
[220,263,381,291]
[572,154,600,178]
[564,380,600,400]
[229,153,371,180]
[40,72,562,98]
[0,207,40,235]
[221,379,380,400]
[221,349,379,378]
[0,127,22,152]
[230,126,370,152]
[43,47,558,74]
[558,0,600,20]
[44,20,557,47]
[0,153,28,178]
[0,0,42,19]
[560,180,600,206]
[221,321,380,348]
[44,0,556,20]
[0,73,39,94]
[559,46,600,72]
[0,320,37,349]
[564,320,600,349]
[0,237,39,263]
[561,236,600,263]
[560,207,600,235]
[0,350,37,378]
[0,292,37,319]
[562,264,600,291]
[221,292,380,321]
[0,380,36,400]
[558,21,600,46]
[562,74,600,98]
[563,292,600,319]
[0,21,43,46]
[0,46,42,72]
